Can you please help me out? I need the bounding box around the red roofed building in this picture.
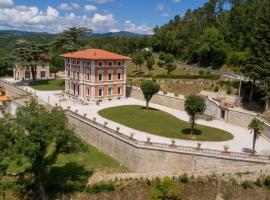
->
[62,49,130,102]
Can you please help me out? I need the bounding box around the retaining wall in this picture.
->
[127,86,185,110]
[66,111,268,173]
[0,80,27,97]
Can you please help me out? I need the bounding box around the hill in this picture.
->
[0,30,147,38]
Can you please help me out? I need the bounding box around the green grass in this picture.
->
[1,143,129,198]
[3,143,129,175]
[126,59,198,77]
[30,79,65,91]
[98,105,233,141]
[55,143,129,174]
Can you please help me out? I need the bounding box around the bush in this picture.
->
[179,173,189,183]
[214,85,219,92]
[85,183,115,194]
[264,176,270,187]
[151,177,183,200]
[199,70,205,75]
[227,86,232,94]
[242,181,253,189]
[255,178,263,187]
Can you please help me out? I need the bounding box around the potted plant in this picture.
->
[170,140,176,147]
[93,117,96,122]
[223,145,229,153]
[146,137,151,144]
[197,143,202,149]
[116,127,120,132]
[104,121,108,127]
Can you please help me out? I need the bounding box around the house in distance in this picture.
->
[62,49,130,102]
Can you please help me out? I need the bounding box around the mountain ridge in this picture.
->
[0,30,150,37]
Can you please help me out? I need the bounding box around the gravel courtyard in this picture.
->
[24,86,270,154]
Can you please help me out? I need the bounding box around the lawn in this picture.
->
[29,79,65,91]
[98,105,233,141]
[3,143,129,175]
[1,142,129,198]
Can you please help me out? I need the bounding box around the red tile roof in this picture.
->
[0,96,9,101]
[62,49,131,60]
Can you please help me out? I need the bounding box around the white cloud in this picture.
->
[58,3,79,11]
[84,5,97,12]
[109,28,120,32]
[155,3,170,16]
[173,0,181,3]
[0,4,151,34]
[91,13,117,32]
[124,20,153,35]
[89,0,114,4]
[0,0,13,7]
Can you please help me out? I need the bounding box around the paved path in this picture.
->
[23,86,270,154]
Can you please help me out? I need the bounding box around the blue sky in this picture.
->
[0,0,208,34]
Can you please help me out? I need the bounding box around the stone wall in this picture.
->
[67,112,266,173]
[226,108,257,128]
[0,80,27,97]
[127,86,185,110]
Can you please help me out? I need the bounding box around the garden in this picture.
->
[98,105,233,141]
[29,79,65,91]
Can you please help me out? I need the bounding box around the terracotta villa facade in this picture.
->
[62,49,130,102]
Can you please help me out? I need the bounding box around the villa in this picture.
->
[62,49,130,102]
[13,64,50,81]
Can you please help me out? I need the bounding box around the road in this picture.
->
[152,53,246,80]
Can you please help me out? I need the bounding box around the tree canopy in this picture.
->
[184,94,206,135]
[0,99,83,200]
[140,80,160,109]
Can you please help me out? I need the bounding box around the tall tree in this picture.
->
[146,57,155,71]
[132,51,144,72]
[184,95,206,135]
[140,80,160,110]
[50,27,91,73]
[248,118,264,153]
[7,99,83,200]
[243,0,270,106]
[12,44,49,82]
[0,114,18,199]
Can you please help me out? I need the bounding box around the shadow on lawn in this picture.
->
[182,128,202,135]
[140,107,159,111]
[47,162,93,197]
